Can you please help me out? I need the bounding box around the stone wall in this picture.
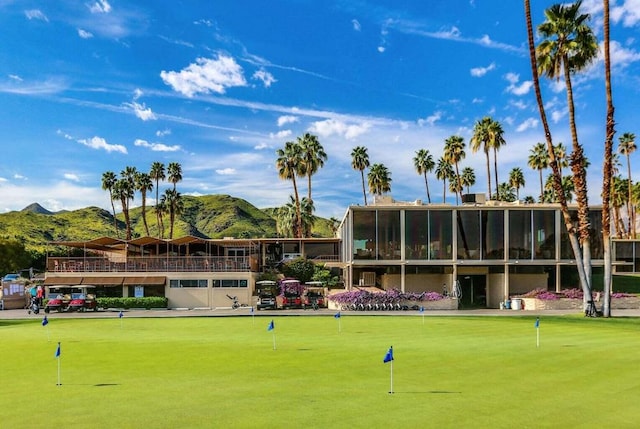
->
[520,297,640,310]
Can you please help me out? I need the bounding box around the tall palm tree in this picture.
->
[163,188,183,239]
[461,167,476,194]
[449,174,463,204]
[413,149,435,203]
[486,119,506,197]
[610,176,628,238]
[167,162,182,192]
[299,196,316,238]
[367,163,392,197]
[537,0,598,291]
[298,133,327,202]
[149,162,165,238]
[528,142,549,202]
[552,142,569,176]
[101,171,119,238]
[119,167,138,240]
[135,172,154,236]
[276,141,303,237]
[434,157,453,203]
[525,0,591,305]
[156,198,167,239]
[276,199,296,238]
[351,146,370,205]
[470,117,492,199]
[509,167,526,201]
[443,135,466,203]
[618,132,636,238]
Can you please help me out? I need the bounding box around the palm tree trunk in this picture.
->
[360,170,367,206]
[292,175,302,238]
[626,156,633,238]
[109,191,119,238]
[493,147,499,198]
[424,172,431,204]
[485,151,492,199]
[538,170,544,202]
[142,193,150,236]
[155,179,160,238]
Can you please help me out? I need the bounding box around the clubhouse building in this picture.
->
[43,195,639,309]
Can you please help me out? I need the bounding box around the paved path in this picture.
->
[3,307,640,319]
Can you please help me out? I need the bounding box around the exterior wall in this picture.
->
[487,273,505,308]
[380,273,452,293]
[508,273,548,296]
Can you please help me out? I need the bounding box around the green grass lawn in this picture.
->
[3,314,640,428]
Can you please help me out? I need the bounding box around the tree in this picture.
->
[496,182,516,202]
[443,135,466,203]
[470,117,493,199]
[276,200,295,238]
[351,146,370,205]
[156,198,167,239]
[136,172,153,236]
[528,142,549,202]
[167,162,182,192]
[299,133,327,202]
[149,162,166,238]
[367,163,392,197]
[537,0,598,300]
[487,118,506,197]
[163,188,183,239]
[461,167,476,195]
[276,141,303,237]
[618,132,636,238]
[524,0,591,307]
[508,167,526,201]
[435,157,453,203]
[610,176,628,237]
[101,171,119,238]
[552,143,569,176]
[300,197,316,238]
[413,149,435,203]
[113,177,135,240]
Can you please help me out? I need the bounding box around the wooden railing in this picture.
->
[47,256,254,273]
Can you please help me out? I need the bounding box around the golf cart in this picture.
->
[256,280,277,310]
[44,288,71,313]
[279,279,303,309]
[66,286,98,312]
[303,282,325,310]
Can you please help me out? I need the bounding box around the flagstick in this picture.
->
[389,360,394,394]
[46,325,51,342]
[272,331,276,350]
[56,342,61,386]
[536,326,540,348]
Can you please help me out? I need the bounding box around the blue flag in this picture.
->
[383,346,394,363]
[119,311,124,318]
[267,320,274,331]
[419,306,425,313]
[250,306,254,313]
[55,343,61,358]
[534,317,540,328]
[42,316,48,326]
[334,312,341,319]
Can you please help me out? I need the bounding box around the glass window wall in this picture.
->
[482,210,504,259]
[405,211,428,260]
[378,210,401,260]
[533,210,555,259]
[457,210,480,260]
[509,210,532,259]
[430,211,453,259]
[353,210,376,260]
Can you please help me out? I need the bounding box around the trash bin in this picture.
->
[511,298,522,310]
[504,300,511,310]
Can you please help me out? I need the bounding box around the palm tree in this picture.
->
[461,167,476,195]
[163,188,183,239]
[526,0,594,306]
[434,157,453,203]
[113,177,135,240]
[276,200,296,238]
[610,176,628,238]
[300,197,316,238]
[470,117,492,198]
[537,0,598,292]
[552,142,569,176]
[487,119,506,197]
[618,132,636,238]
[298,133,327,202]
[443,135,466,203]
[276,141,303,237]
[528,142,548,202]
[101,171,119,238]
[167,162,182,192]
[135,172,153,236]
[367,163,392,197]
[156,198,167,239]
[413,149,435,203]
[149,162,165,238]
[496,182,516,202]
[508,167,526,201]
[351,146,370,205]
[448,174,463,204]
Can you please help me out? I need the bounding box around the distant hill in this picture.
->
[0,194,336,254]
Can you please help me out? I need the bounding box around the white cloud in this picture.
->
[25,9,48,22]
[124,101,156,121]
[254,143,269,150]
[277,115,299,127]
[269,130,292,139]
[64,173,80,182]
[0,177,8,183]
[134,139,181,152]
[88,0,112,14]
[516,117,538,132]
[504,72,533,95]
[551,109,567,123]
[252,68,276,87]
[417,111,442,126]
[133,88,143,100]
[308,119,371,140]
[9,74,22,81]
[607,40,640,68]
[216,168,236,175]
[77,136,127,154]
[377,46,386,53]
[160,54,247,97]
[78,29,93,39]
[13,174,26,180]
[156,128,171,137]
[352,19,361,31]
[470,62,496,77]
[612,0,640,26]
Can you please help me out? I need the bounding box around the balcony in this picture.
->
[48,256,254,273]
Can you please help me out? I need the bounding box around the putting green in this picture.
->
[2,314,639,428]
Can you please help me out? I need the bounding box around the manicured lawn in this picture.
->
[2,314,640,428]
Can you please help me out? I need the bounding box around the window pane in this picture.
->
[378,210,401,260]
[430,211,453,259]
[353,210,376,260]
[533,210,555,259]
[483,210,504,259]
[457,210,480,260]
[405,211,428,259]
[509,210,532,259]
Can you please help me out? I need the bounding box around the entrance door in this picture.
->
[458,274,486,308]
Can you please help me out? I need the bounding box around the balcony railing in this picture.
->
[48,256,254,273]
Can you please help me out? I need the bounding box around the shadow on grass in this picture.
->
[392,390,462,394]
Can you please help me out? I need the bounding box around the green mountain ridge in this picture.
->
[0,194,335,254]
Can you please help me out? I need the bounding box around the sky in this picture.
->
[0,0,639,220]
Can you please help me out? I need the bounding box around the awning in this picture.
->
[81,277,124,286]
[44,277,83,286]
[122,276,166,286]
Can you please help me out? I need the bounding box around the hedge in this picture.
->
[97,297,168,310]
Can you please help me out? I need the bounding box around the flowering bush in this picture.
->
[519,288,635,300]
[328,288,445,305]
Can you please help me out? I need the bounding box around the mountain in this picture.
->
[0,194,336,254]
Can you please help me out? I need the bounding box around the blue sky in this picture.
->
[0,0,639,219]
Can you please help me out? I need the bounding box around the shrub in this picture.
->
[97,297,168,309]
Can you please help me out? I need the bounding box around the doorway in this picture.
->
[458,274,486,308]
